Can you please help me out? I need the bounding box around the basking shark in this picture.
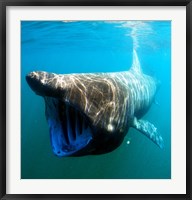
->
[26,50,164,157]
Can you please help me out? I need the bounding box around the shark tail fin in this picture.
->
[131,117,164,149]
[130,49,142,74]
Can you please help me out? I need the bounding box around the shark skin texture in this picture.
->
[26,50,164,157]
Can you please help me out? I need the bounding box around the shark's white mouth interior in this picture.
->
[44,97,93,157]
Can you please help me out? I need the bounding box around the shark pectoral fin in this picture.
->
[131,117,164,149]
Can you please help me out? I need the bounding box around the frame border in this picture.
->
[0,0,191,200]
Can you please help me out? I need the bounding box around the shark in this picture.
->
[26,50,164,157]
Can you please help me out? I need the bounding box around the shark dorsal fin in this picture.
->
[131,49,142,74]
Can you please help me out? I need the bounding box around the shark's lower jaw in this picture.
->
[44,97,93,157]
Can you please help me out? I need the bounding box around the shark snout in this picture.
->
[26,72,42,94]
[26,71,58,97]
[26,71,64,97]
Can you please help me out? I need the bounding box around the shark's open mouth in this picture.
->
[44,97,93,156]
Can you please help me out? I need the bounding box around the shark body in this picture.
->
[26,50,164,157]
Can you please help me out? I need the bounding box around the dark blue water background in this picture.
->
[21,21,171,179]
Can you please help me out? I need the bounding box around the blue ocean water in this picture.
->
[21,21,171,179]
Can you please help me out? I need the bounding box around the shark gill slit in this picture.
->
[58,100,91,146]
[58,101,70,145]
